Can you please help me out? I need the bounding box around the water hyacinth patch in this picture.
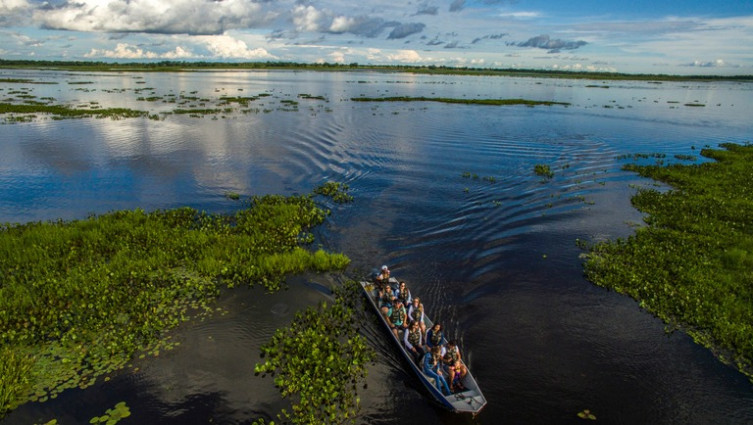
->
[0,183,352,417]
[254,281,374,425]
[582,142,753,379]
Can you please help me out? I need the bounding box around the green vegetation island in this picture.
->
[2,59,752,82]
[0,182,373,425]
[582,142,753,379]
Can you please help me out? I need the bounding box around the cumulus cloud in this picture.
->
[516,34,587,53]
[34,0,271,35]
[83,35,274,60]
[682,59,738,68]
[0,0,31,26]
[387,22,425,39]
[85,42,193,59]
[194,34,275,59]
[292,4,327,33]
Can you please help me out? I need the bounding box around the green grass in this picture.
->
[581,142,753,379]
[1,59,751,82]
[0,185,352,417]
[0,103,150,120]
[351,96,570,106]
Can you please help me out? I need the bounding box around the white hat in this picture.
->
[381,265,389,271]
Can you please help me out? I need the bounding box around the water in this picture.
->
[1,69,752,425]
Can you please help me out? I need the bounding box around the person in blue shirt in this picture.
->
[422,346,451,396]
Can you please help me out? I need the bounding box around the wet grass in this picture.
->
[0,184,352,417]
[581,142,753,379]
[0,103,152,121]
[351,96,570,107]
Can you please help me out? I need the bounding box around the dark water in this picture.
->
[1,70,753,424]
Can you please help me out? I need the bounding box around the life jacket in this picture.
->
[398,287,410,303]
[444,346,459,364]
[390,304,406,326]
[410,304,423,322]
[429,329,443,346]
[407,328,422,347]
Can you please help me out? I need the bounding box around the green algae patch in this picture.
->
[581,142,753,378]
[0,186,351,417]
[350,96,570,107]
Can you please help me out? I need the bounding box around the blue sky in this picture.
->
[1,0,751,74]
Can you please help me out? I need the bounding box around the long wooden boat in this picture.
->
[359,278,487,414]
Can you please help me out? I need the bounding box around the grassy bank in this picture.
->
[1,59,752,82]
[582,143,753,378]
[0,187,351,417]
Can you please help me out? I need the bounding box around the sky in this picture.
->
[0,0,752,75]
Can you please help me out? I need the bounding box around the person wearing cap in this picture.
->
[376,265,390,285]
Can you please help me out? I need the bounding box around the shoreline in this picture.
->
[2,59,752,82]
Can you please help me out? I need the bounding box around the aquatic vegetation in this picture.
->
[313,182,353,203]
[0,188,352,417]
[534,164,554,179]
[225,191,241,200]
[582,142,753,379]
[254,280,373,425]
[0,103,149,121]
[89,402,130,424]
[351,96,570,107]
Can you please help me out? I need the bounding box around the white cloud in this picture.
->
[292,5,327,33]
[0,0,30,26]
[85,43,167,59]
[194,34,275,59]
[33,0,270,35]
[385,49,423,63]
[329,15,357,33]
[498,11,541,19]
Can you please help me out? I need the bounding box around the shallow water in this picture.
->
[1,69,752,425]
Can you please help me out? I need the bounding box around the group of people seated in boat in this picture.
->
[374,265,468,396]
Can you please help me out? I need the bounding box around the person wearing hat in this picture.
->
[376,265,390,285]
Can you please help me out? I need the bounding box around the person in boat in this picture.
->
[408,297,426,336]
[443,340,461,366]
[396,280,412,307]
[426,323,446,356]
[378,282,395,308]
[403,320,426,363]
[388,295,408,338]
[448,359,467,393]
[375,265,390,285]
[422,346,451,396]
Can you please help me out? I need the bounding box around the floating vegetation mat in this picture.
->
[0,186,351,417]
[253,280,373,425]
[581,142,753,379]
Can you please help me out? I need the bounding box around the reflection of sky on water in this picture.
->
[2,69,753,424]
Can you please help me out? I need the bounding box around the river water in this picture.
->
[1,69,752,425]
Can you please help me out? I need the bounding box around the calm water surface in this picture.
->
[1,70,752,425]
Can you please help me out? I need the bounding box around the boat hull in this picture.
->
[359,279,487,414]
